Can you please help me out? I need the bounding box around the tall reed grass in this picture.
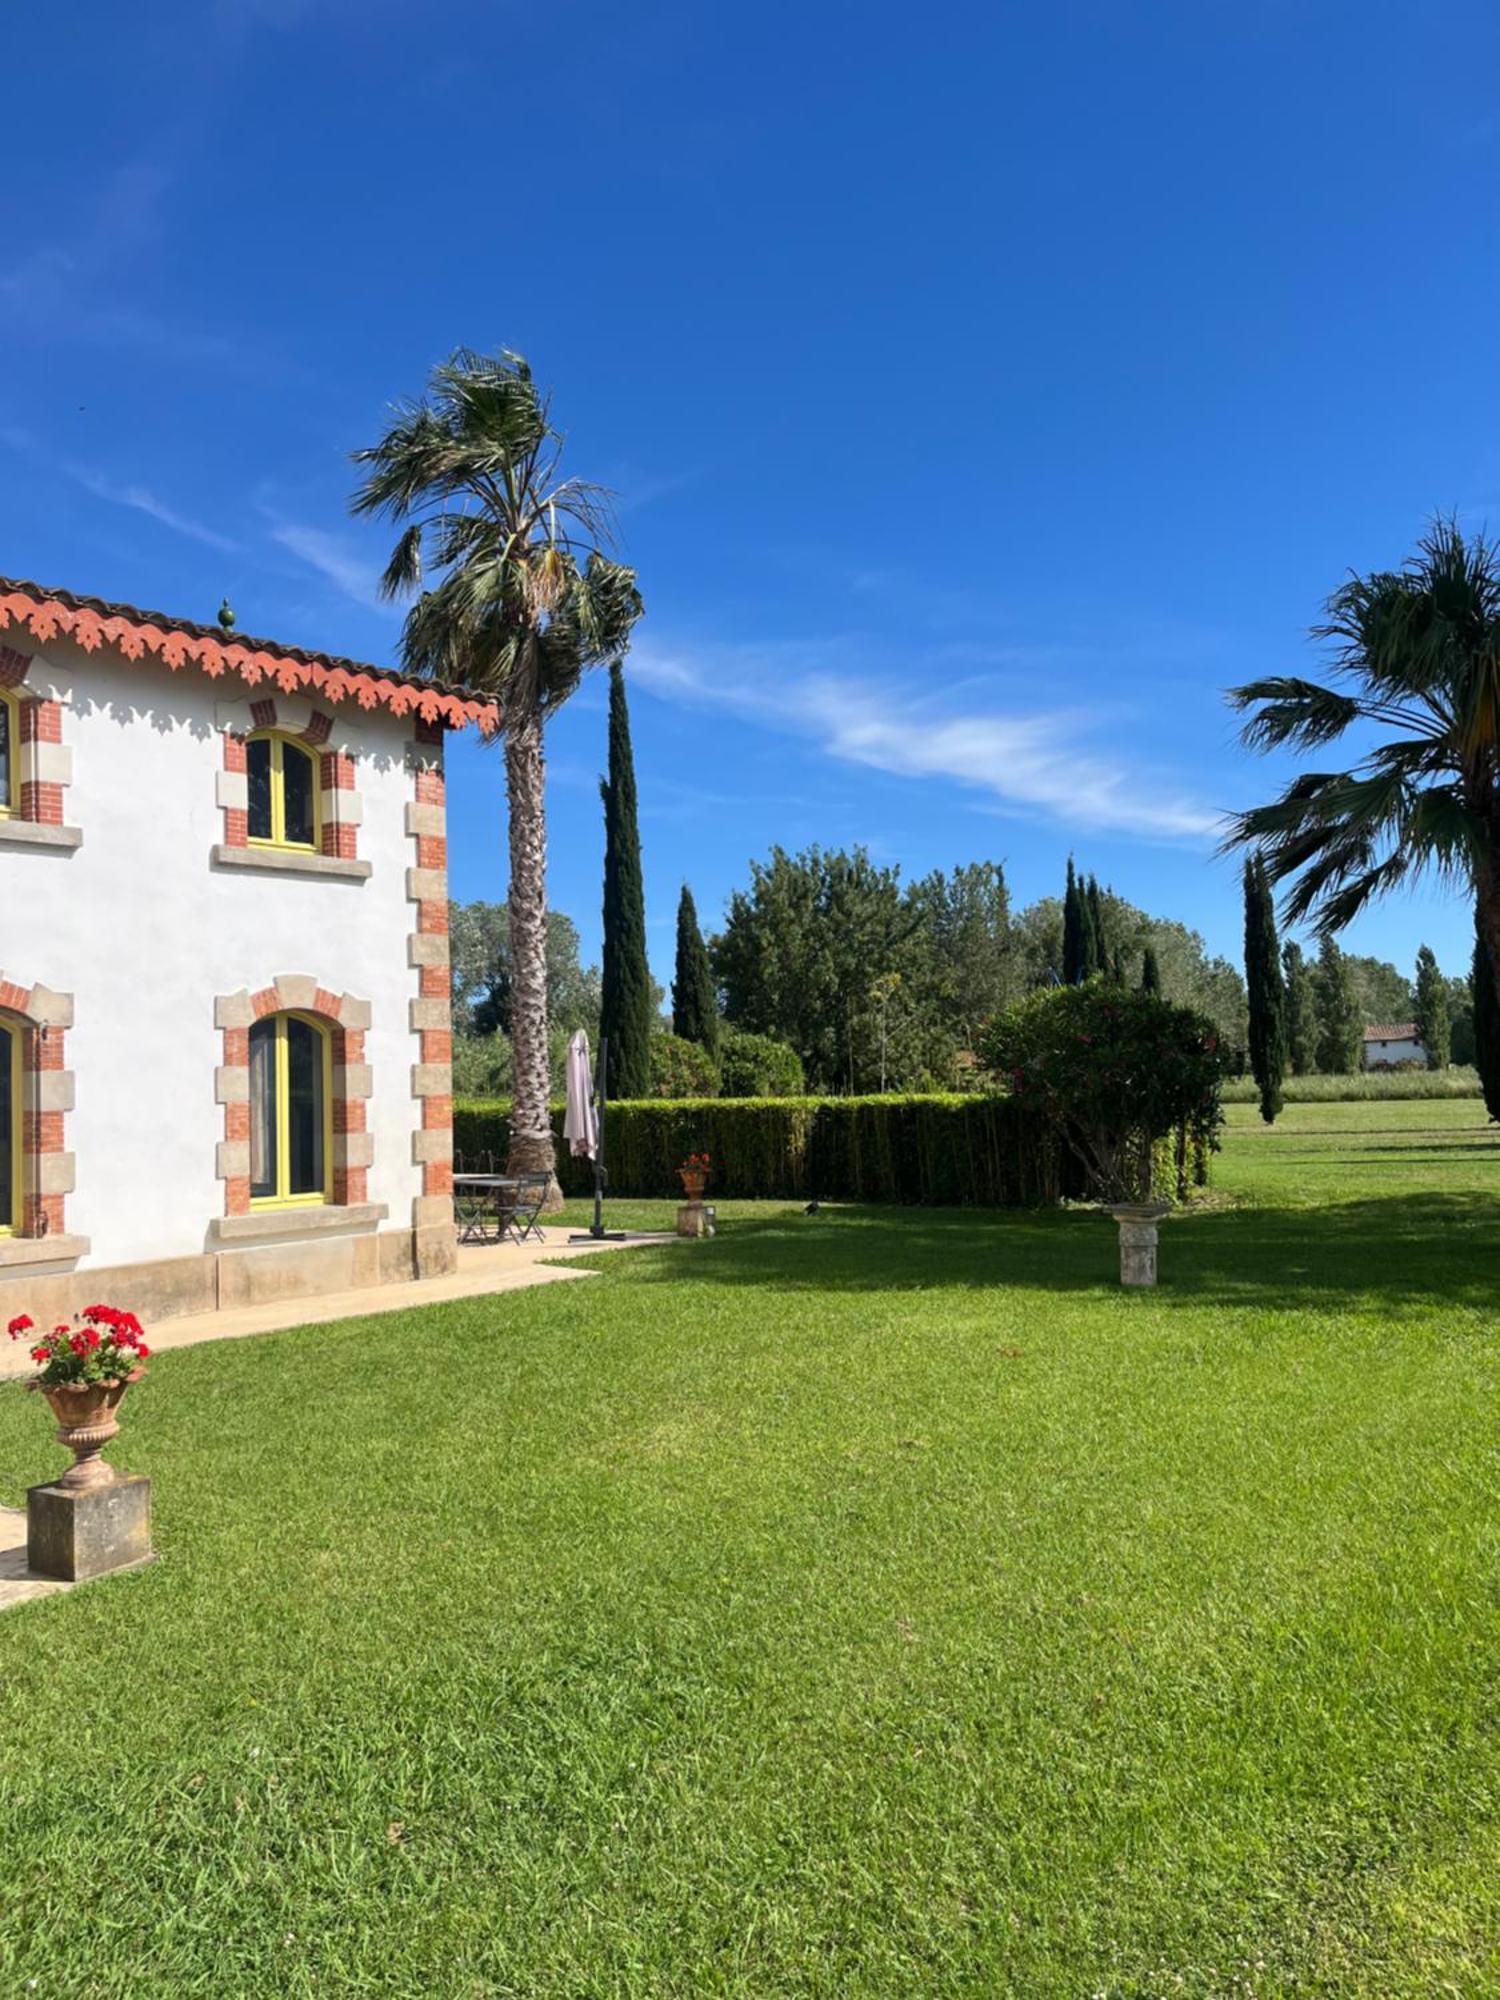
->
[1222,1067,1483,1103]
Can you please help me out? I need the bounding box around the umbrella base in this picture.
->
[568,1229,629,1242]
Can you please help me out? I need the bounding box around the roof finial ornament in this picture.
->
[217,597,236,632]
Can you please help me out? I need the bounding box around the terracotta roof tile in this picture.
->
[0,575,500,732]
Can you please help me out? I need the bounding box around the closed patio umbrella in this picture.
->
[564,1030,598,1160]
[566,1031,624,1241]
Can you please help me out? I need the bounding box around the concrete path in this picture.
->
[0,1228,676,1380]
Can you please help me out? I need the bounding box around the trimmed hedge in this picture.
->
[454,1094,1212,1206]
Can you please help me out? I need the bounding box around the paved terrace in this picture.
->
[0,1229,676,1382]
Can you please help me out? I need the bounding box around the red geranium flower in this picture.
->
[8,1314,34,1339]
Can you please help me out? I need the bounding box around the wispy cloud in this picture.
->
[267,521,393,614]
[629,639,1219,843]
[0,426,240,553]
[65,463,240,553]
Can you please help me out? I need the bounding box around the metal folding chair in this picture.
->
[500,1172,549,1245]
[453,1151,503,1244]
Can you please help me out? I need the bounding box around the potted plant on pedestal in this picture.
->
[8,1305,151,1489]
[981,986,1228,1287]
[676,1151,714,1237]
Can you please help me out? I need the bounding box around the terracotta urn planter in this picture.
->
[1106,1202,1171,1289]
[678,1169,708,1202]
[32,1368,146,1490]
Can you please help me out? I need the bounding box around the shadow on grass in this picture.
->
[624,1193,1500,1312]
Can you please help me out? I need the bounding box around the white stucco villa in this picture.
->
[0,575,497,1328]
[1362,1023,1427,1068]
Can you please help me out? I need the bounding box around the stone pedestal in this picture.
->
[676,1201,714,1238]
[1107,1202,1171,1288]
[27,1476,153,1582]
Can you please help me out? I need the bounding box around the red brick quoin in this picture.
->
[0,972,76,1239]
[408,718,453,1206]
[1,648,70,828]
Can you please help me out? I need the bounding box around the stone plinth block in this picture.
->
[676,1201,715,1239]
[1108,1202,1170,1288]
[27,1476,153,1582]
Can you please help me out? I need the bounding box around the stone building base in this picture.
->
[0,1207,456,1331]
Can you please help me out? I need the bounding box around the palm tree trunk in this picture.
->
[504,706,562,1210]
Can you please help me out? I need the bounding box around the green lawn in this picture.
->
[0,1103,1496,1996]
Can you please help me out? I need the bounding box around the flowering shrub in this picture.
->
[650,1034,721,1099]
[717,1029,805,1098]
[979,986,1229,1204]
[7,1304,150,1388]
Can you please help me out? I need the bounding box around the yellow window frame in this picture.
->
[0,686,18,819]
[0,1017,20,1236]
[247,730,322,852]
[250,1011,334,1210]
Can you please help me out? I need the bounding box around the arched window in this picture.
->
[246,731,320,851]
[0,1016,20,1234]
[0,687,18,818]
[248,1012,331,1207]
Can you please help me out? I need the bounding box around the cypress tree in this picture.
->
[1062,859,1084,984]
[671,885,719,1053]
[1243,855,1287,1122]
[1473,915,1500,1119]
[1084,875,1105,979]
[1110,945,1125,985]
[1314,934,1363,1074]
[1140,944,1161,993]
[598,660,653,1098]
[1282,940,1315,1075]
[1412,945,1449,1070]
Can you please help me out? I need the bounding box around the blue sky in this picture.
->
[4,0,1498,989]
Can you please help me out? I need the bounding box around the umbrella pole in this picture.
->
[593,1034,608,1237]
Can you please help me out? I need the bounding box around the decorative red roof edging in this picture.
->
[0,579,500,732]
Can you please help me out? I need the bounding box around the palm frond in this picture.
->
[1222,771,1350,849]
[1228,678,1366,750]
[378,522,425,602]
[350,347,644,725]
[1405,785,1486,882]
[1230,516,1500,938]
[1310,854,1413,936]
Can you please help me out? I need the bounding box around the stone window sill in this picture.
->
[211,844,371,882]
[207,1203,388,1247]
[0,820,82,852]
[0,1233,90,1272]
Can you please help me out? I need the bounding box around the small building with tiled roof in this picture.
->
[0,575,487,1326]
[1362,1022,1427,1068]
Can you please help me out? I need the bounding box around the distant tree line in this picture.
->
[1237,842,1495,1123]
[704,847,1260,1095]
[449,646,1486,1105]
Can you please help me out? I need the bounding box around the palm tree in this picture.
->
[1226,518,1500,1011]
[352,349,642,1203]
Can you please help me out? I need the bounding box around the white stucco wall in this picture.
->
[2,638,428,1267]
[1363,1036,1425,1067]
